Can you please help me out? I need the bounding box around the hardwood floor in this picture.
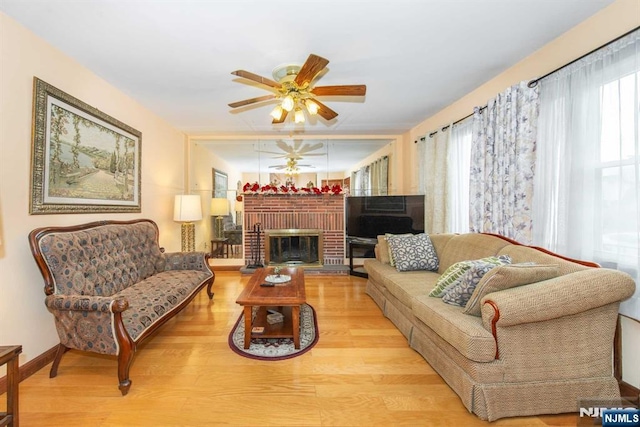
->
[6,271,579,426]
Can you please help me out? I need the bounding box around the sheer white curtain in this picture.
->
[533,29,640,320]
[351,156,388,196]
[424,128,450,233]
[417,139,426,195]
[350,168,364,196]
[447,117,473,233]
[469,82,539,244]
[370,156,389,196]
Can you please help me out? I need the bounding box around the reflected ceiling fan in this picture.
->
[261,140,326,159]
[228,54,366,124]
[268,158,314,175]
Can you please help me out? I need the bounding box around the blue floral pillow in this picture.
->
[442,261,498,307]
[386,233,439,272]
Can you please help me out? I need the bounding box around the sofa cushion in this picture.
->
[364,258,439,308]
[37,222,166,296]
[464,263,560,316]
[437,233,511,274]
[497,245,588,275]
[442,261,499,307]
[119,269,212,341]
[412,294,497,362]
[429,255,511,298]
[387,233,439,272]
[384,270,440,308]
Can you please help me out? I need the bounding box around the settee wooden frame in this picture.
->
[29,219,216,395]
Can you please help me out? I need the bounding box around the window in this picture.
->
[595,71,640,279]
[534,29,640,320]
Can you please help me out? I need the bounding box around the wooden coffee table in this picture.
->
[235,267,306,349]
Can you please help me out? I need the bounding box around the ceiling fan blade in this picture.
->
[231,70,282,89]
[298,142,325,154]
[312,85,367,96]
[313,100,338,120]
[272,110,288,124]
[294,54,329,87]
[276,140,293,152]
[228,94,276,108]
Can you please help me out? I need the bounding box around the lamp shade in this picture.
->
[210,198,230,217]
[173,195,202,222]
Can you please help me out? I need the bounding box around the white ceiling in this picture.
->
[1,0,615,172]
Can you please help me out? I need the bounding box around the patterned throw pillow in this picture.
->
[442,262,498,306]
[385,233,413,267]
[386,233,439,272]
[463,263,560,316]
[428,255,511,298]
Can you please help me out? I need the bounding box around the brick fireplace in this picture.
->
[242,194,345,266]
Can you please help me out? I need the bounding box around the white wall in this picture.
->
[0,13,187,368]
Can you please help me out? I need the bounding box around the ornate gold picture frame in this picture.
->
[30,77,142,214]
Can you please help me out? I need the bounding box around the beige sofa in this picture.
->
[364,232,635,421]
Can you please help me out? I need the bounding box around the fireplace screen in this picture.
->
[265,229,323,267]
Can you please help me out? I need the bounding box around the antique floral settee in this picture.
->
[364,232,636,421]
[29,219,215,395]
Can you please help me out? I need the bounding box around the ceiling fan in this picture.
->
[260,140,326,159]
[268,158,314,175]
[228,54,366,124]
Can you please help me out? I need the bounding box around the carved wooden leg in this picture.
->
[117,347,134,396]
[207,279,215,300]
[49,343,68,378]
[205,259,216,300]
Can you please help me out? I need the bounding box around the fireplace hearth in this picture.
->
[265,229,323,267]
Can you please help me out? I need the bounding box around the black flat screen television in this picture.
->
[345,195,425,240]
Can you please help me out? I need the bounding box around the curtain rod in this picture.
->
[415,26,639,144]
[527,25,639,88]
[415,106,486,142]
[414,26,640,144]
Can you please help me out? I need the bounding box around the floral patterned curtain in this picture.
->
[469,81,539,244]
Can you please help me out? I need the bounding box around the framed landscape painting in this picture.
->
[30,77,142,214]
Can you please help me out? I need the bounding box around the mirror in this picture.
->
[189,137,395,262]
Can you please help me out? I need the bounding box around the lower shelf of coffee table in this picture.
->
[251,306,294,339]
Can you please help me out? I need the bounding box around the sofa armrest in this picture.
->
[45,294,129,313]
[481,268,636,328]
[163,251,211,273]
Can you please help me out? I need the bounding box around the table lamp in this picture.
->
[174,195,202,252]
[211,198,230,239]
[234,199,243,226]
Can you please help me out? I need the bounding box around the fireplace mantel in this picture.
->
[242,194,345,266]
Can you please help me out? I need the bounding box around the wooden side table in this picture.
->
[348,238,377,278]
[0,345,21,427]
[210,238,229,258]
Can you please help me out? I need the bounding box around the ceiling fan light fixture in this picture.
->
[294,108,305,124]
[282,95,295,112]
[270,105,284,120]
[305,100,319,115]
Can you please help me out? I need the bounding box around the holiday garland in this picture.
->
[242,182,344,195]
